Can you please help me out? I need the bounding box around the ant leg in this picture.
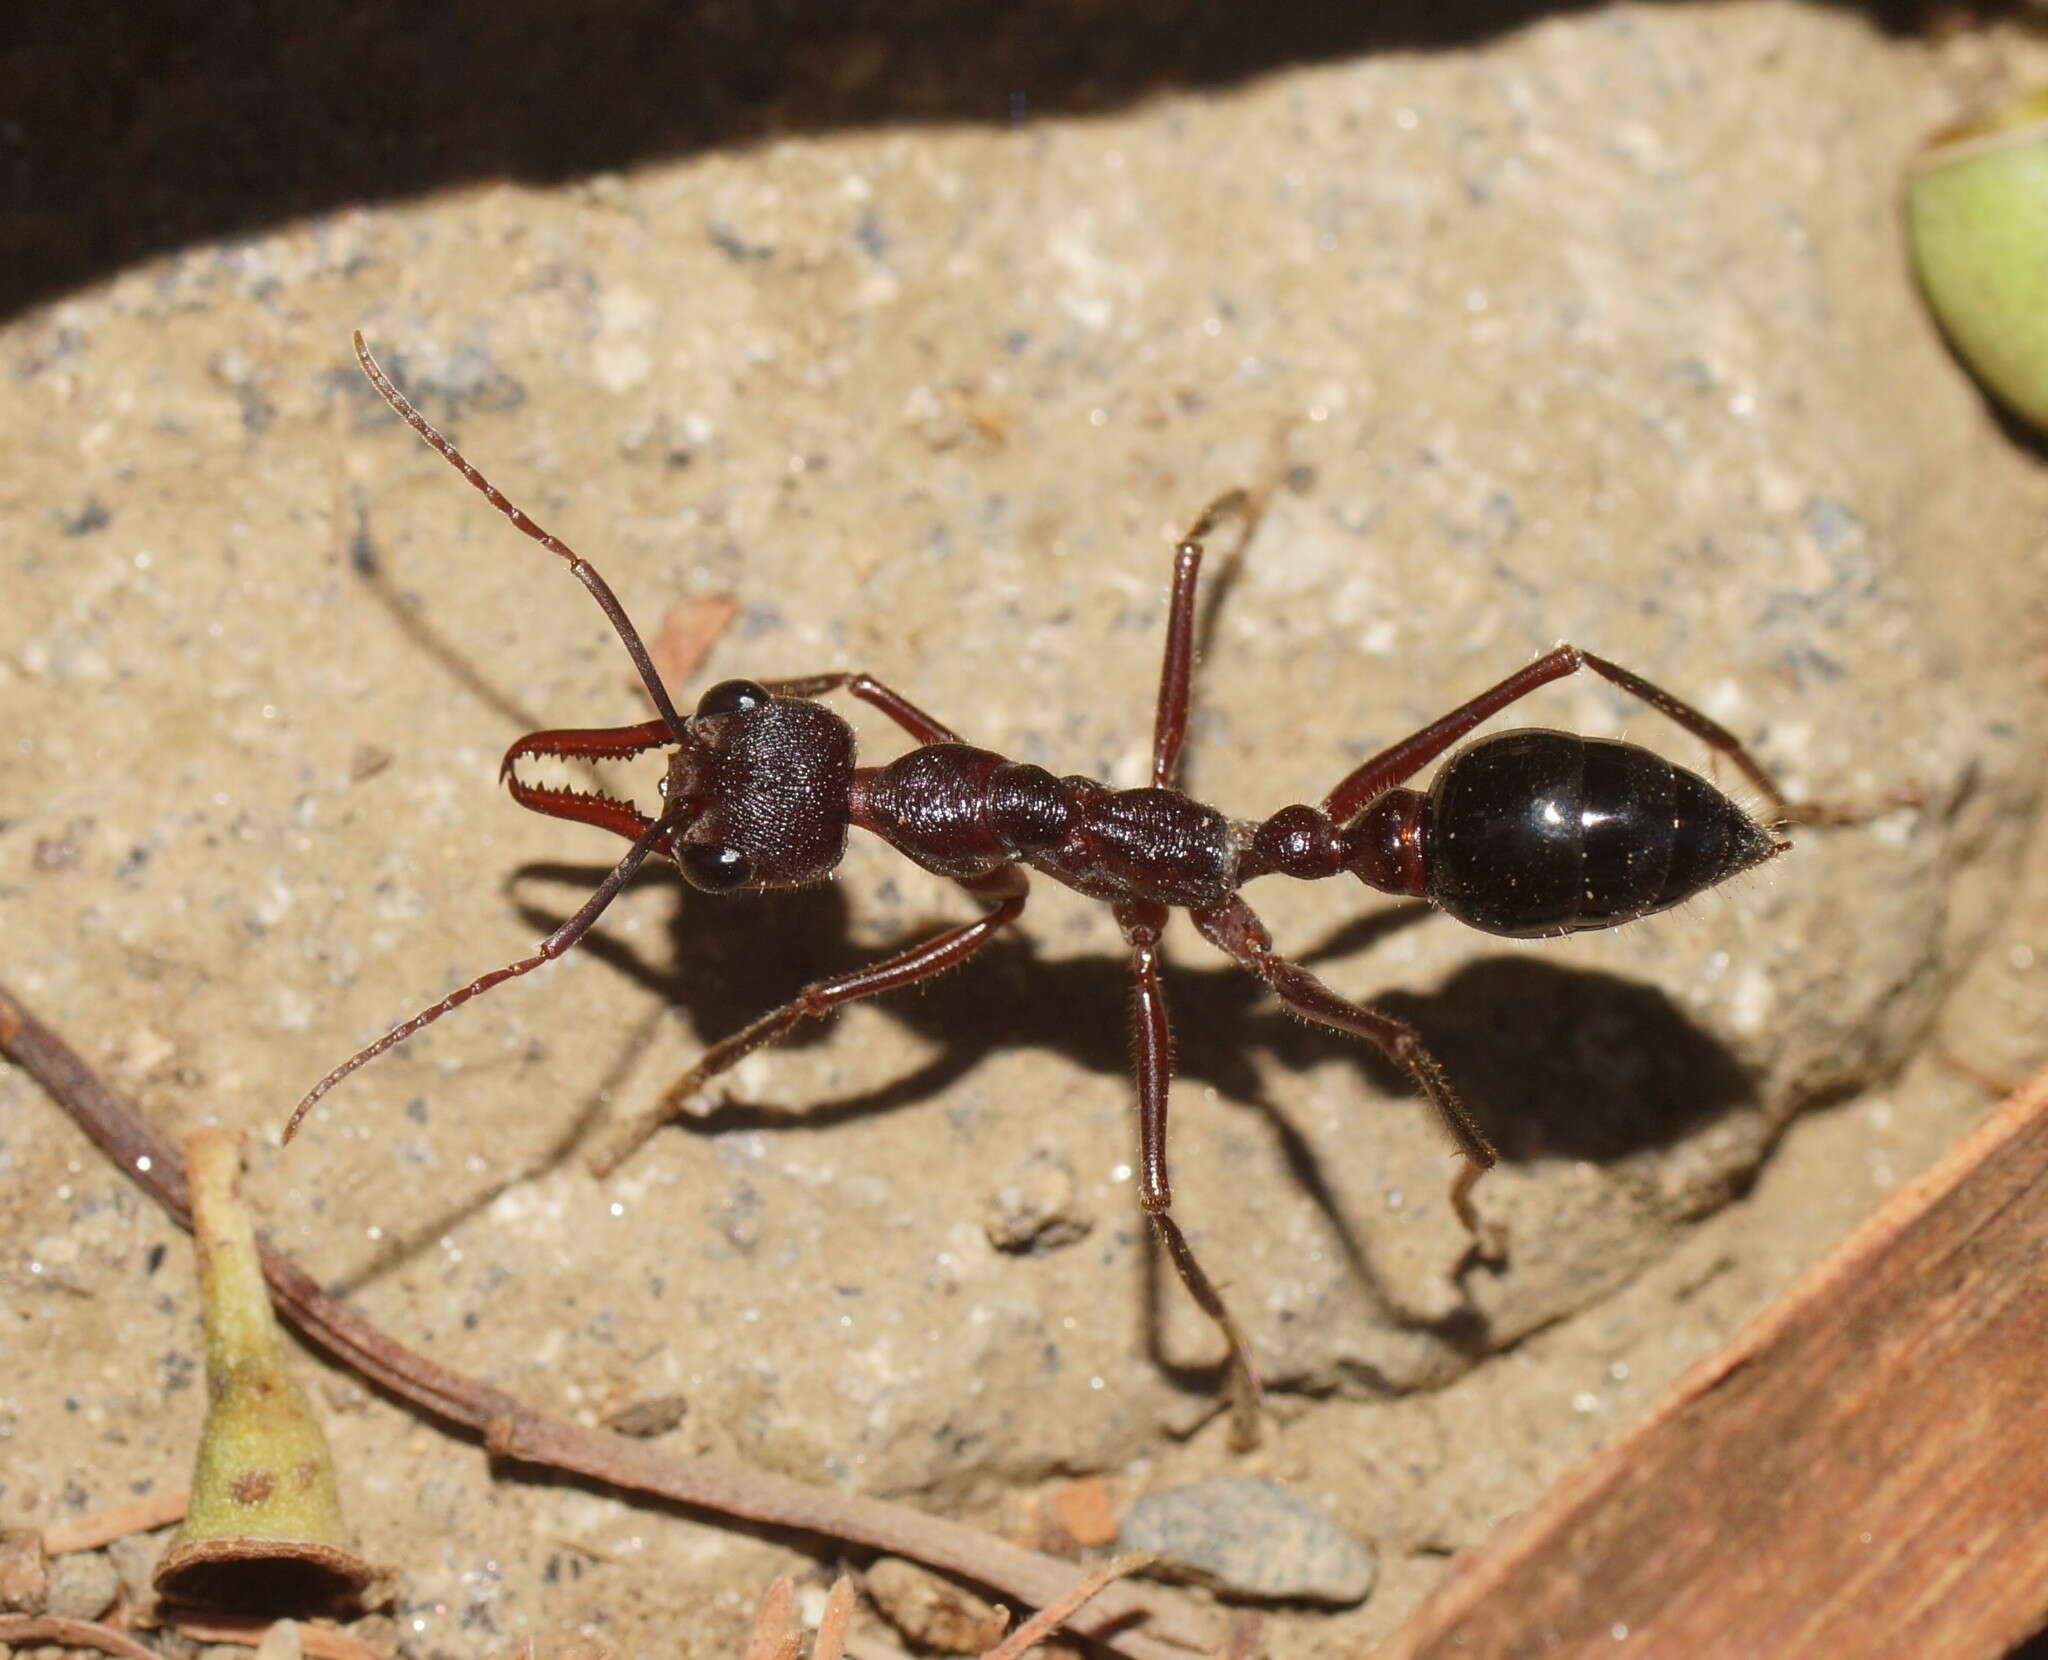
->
[1117,900,1263,1446]
[1570,648,1793,819]
[587,868,1029,1175]
[1321,643,1798,826]
[764,672,963,746]
[1151,489,1251,788]
[1569,649,1908,825]
[1193,894,1508,1264]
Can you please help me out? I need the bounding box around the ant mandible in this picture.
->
[288,332,1797,1424]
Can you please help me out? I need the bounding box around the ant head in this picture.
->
[665,679,856,892]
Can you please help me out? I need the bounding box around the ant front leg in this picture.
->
[1117,899,1263,1448]
[765,672,963,747]
[587,866,1029,1175]
[1193,895,1509,1265]
[1321,644,1799,826]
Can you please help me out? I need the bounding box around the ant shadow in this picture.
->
[349,856,1762,1378]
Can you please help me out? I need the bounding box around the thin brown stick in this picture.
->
[981,1553,1158,1660]
[743,1576,801,1660]
[0,981,1215,1660]
[813,1577,857,1660]
[0,1615,169,1660]
[42,1489,190,1556]
[167,1616,385,1660]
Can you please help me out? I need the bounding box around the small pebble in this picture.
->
[1051,1477,1120,1548]
[253,1619,303,1660]
[983,1151,1091,1252]
[1118,1476,1377,1606]
[0,1528,48,1613]
[106,1531,166,1606]
[864,1556,1008,1653]
[45,1548,120,1621]
[602,1394,690,1438]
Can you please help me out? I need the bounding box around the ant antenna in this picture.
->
[282,798,676,1144]
[350,332,691,744]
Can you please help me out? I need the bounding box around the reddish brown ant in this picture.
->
[289,332,1801,1427]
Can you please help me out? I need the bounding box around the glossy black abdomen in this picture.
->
[1423,728,1779,938]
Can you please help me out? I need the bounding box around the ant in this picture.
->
[289,332,1804,1431]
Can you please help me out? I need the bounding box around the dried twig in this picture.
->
[42,1490,190,1557]
[812,1577,857,1660]
[0,1615,169,1660]
[167,1615,385,1660]
[981,1553,1158,1660]
[0,982,1214,1660]
[742,1576,803,1660]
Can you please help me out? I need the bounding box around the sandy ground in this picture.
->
[5,4,2048,1656]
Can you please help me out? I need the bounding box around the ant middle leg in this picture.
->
[1116,899,1263,1447]
[1321,643,1798,827]
[1150,489,1250,789]
[587,867,1028,1174]
[1193,894,1508,1264]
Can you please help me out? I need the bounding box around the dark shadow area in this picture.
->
[349,502,551,736]
[492,858,1755,1337]
[510,855,1756,1171]
[2,0,1985,322]
[1372,955,1758,1162]
[2009,1621,2048,1660]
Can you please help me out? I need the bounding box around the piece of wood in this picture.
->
[1376,1070,2048,1660]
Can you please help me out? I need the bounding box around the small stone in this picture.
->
[864,1556,1009,1653]
[253,1619,303,1660]
[983,1151,1091,1252]
[603,1394,689,1438]
[45,1548,121,1621]
[0,1528,48,1613]
[1118,1476,1377,1607]
[1051,1477,1119,1548]
[348,744,393,782]
[106,1531,165,1606]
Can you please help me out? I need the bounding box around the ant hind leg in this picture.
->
[1194,895,1508,1266]
[1118,900,1264,1448]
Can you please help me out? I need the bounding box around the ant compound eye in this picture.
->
[679,842,752,892]
[695,679,771,720]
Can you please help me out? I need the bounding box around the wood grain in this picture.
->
[1376,1071,2048,1660]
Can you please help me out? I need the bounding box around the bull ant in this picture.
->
[288,333,1804,1426]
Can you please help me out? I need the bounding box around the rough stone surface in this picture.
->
[983,1150,1092,1253]
[0,1530,49,1615]
[43,1549,120,1622]
[862,1556,1008,1653]
[6,7,2047,1658]
[1120,1476,1378,1606]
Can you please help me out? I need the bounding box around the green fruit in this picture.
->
[1907,89,2048,433]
